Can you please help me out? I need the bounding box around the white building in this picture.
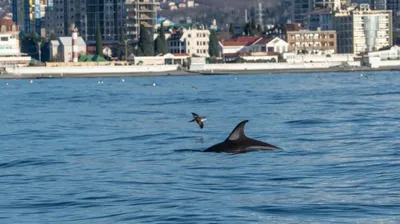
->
[166,28,210,57]
[50,36,86,62]
[219,36,288,56]
[0,19,31,66]
[218,36,262,55]
[334,4,393,54]
[250,37,289,54]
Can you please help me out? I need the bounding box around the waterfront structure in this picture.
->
[0,19,31,66]
[50,36,86,62]
[71,25,79,63]
[126,0,159,42]
[218,36,262,55]
[303,8,334,30]
[45,0,125,43]
[333,4,392,54]
[287,29,337,54]
[12,0,48,34]
[166,28,210,57]
[250,37,289,54]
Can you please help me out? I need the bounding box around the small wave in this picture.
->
[361,91,400,96]
[285,119,330,125]
[97,133,166,142]
[174,149,203,153]
[0,158,65,169]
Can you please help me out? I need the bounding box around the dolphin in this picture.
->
[203,120,281,153]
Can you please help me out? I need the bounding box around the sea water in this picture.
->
[0,72,399,223]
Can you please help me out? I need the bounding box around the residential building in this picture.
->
[219,36,262,55]
[0,19,31,65]
[166,28,210,57]
[303,8,334,30]
[333,4,392,54]
[250,37,289,54]
[370,0,400,41]
[187,0,195,7]
[126,0,158,42]
[287,29,337,54]
[292,0,313,24]
[50,36,86,62]
[314,0,341,9]
[45,0,125,43]
[12,0,48,34]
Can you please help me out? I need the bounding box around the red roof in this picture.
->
[223,53,240,57]
[0,19,19,32]
[220,41,248,47]
[172,53,189,57]
[220,36,262,47]
[285,23,302,32]
[255,37,273,45]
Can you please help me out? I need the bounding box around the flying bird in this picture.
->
[189,112,207,129]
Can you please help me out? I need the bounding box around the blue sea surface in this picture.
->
[0,72,399,223]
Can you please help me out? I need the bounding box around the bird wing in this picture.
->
[199,121,204,129]
[191,112,199,118]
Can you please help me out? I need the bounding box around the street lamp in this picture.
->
[38,41,42,62]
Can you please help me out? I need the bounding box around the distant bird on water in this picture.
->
[189,112,207,129]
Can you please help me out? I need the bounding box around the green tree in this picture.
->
[256,24,263,35]
[229,23,234,35]
[95,23,103,56]
[208,29,219,57]
[49,32,57,41]
[20,33,43,60]
[250,18,256,35]
[159,23,167,54]
[244,22,250,35]
[154,36,164,55]
[137,24,154,56]
[116,27,126,60]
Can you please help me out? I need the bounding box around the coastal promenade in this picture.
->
[1,63,400,79]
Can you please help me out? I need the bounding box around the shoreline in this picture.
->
[1,65,399,79]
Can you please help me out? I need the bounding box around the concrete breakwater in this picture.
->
[2,61,400,79]
[4,64,181,78]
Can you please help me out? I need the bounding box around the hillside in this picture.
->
[159,0,292,29]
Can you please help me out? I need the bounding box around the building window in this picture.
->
[1,37,8,41]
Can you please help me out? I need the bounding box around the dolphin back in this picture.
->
[226,120,249,141]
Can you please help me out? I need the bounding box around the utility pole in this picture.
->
[257,1,264,31]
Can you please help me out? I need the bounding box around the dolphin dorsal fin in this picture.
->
[226,120,249,141]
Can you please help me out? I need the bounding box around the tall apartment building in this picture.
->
[370,0,400,39]
[125,0,159,42]
[12,0,48,34]
[334,4,392,54]
[314,0,341,9]
[292,0,349,24]
[292,0,313,24]
[303,8,334,30]
[45,0,125,43]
